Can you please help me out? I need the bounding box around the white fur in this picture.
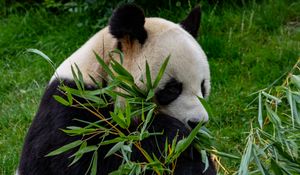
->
[50,27,116,84]
[51,17,210,127]
[142,18,210,125]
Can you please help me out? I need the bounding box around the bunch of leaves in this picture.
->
[40,50,221,175]
[237,58,300,175]
[195,98,240,174]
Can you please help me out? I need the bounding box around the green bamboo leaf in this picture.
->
[105,141,124,158]
[111,59,134,82]
[109,90,132,99]
[122,145,132,153]
[110,111,127,129]
[60,86,107,105]
[287,89,296,127]
[66,91,73,105]
[27,48,54,65]
[292,94,300,125]
[69,141,87,166]
[109,49,124,64]
[126,135,142,141]
[59,86,82,97]
[209,149,240,159]
[118,110,126,125]
[139,147,154,163]
[75,63,84,90]
[262,91,282,104]
[145,61,152,89]
[258,92,263,128]
[130,84,147,97]
[164,139,168,158]
[198,97,214,119]
[133,164,141,175]
[171,135,178,157]
[140,108,154,140]
[291,75,300,89]
[165,134,178,163]
[62,126,97,136]
[109,166,129,175]
[141,102,145,122]
[131,104,156,117]
[100,137,125,146]
[201,150,209,173]
[146,89,154,101]
[125,100,131,127]
[70,145,98,157]
[174,137,189,155]
[238,134,253,175]
[115,75,135,84]
[198,127,213,139]
[94,52,115,78]
[71,65,82,90]
[27,49,57,76]
[88,74,103,88]
[266,104,282,128]
[117,82,142,97]
[45,140,83,157]
[292,92,300,103]
[286,88,300,128]
[153,55,170,88]
[151,154,164,172]
[90,151,98,175]
[253,146,269,175]
[273,142,297,163]
[53,95,70,106]
[174,121,203,156]
[83,95,105,104]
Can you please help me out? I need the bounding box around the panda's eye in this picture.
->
[201,80,207,98]
[155,78,183,105]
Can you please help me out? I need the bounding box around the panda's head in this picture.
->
[53,4,210,129]
[109,4,210,129]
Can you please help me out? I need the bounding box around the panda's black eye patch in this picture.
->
[155,78,183,105]
[201,80,206,98]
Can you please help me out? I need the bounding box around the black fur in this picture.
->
[19,79,116,175]
[117,41,122,51]
[180,6,201,38]
[155,78,183,105]
[19,79,216,175]
[201,80,207,98]
[109,4,147,44]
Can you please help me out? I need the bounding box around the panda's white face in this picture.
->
[130,18,211,128]
[52,4,210,129]
[155,33,210,128]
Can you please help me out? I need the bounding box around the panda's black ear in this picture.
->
[180,6,201,38]
[109,4,147,44]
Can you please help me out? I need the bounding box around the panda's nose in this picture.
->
[187,120,206,129]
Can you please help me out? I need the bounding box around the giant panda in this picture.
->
[18,4,216,175]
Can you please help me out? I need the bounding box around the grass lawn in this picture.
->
[0,0,299,174]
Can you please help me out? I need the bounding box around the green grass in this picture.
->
[0,0,299,174]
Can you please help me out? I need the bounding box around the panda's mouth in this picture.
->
[187,120,200,129]
[184,118,208,131]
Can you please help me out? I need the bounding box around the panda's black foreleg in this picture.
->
[18,79,119,175]
[175,153,217,175]
[132,114,217,175]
